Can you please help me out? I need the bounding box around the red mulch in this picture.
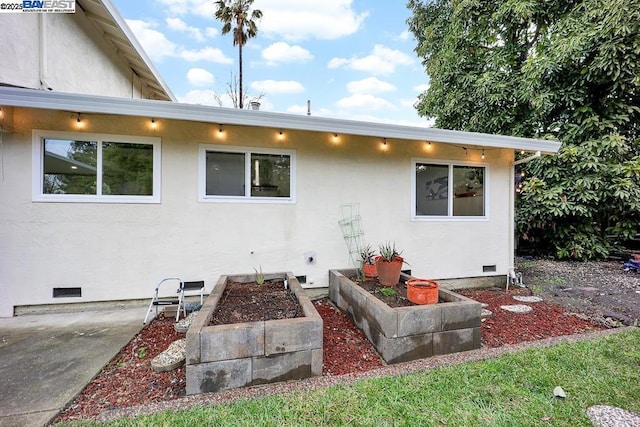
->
[314,299,384,375]
[457,287,605,347]
[55,314,186,423]
[54,289,606,423]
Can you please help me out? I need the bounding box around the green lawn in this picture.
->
[62,329,640,427]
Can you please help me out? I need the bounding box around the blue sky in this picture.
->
[110,0,432,127]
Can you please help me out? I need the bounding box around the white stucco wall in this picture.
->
[0,12,147,98]
[0,107,515,316]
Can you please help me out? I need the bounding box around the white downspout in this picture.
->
[39,14,53,90]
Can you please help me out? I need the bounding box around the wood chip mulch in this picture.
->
[54,288,607,423]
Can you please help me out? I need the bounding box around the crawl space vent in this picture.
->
[53,287,82,298]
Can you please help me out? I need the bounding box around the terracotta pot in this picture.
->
[363,263,378,278]
[374,255,404,287]
[406,279,439,305]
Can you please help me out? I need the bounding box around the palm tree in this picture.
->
[214,0,263,109]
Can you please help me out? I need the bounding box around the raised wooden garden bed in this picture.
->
[186,272,323,394]
[329,269,481,364]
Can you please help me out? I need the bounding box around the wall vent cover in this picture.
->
[483,265,497,273]
[53,287,82,298]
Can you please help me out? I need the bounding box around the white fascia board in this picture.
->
[0,87,561,153]
[99,0,176,102]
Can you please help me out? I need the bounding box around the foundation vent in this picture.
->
[295,275,306,284]
[483,265,497,273]
[53,287,82,298]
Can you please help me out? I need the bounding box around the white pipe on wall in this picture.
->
[39,14,53,91]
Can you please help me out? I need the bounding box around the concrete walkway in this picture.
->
[0,305,148,427]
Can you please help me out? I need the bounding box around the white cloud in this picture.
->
[180,46,233,63]
[125,19,177,62]
[335,94,395,111]
[126,19,232,64]
[398,30,411,41]
[251,80,305,94]
[186,68,215,87]
[328,44,414,75]
[166,17,204,42]
[327,57,349,69]
[157,0,216,17]
[162,0,349,64]
[254,0,368,41]
[156,0,366,41]
[262,42,313,66]
[178,89,219,106]
[347,77,396,94]
[205,27,219,38]
[414,83,430,92]
[399,98,417,108]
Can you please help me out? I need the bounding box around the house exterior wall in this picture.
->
[0,12,148,98]
[0,107,514,316]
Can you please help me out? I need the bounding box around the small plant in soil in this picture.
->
[379,287,396,298]
[254,266,265,285]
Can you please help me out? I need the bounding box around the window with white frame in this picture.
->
[199,144,295,202]
[412,159,487,219]
[32,130,161,203]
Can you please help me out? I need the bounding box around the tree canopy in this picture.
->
[407,0,640,260]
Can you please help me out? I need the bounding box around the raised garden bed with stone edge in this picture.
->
[329,269,482,364]
[186,272,323,394]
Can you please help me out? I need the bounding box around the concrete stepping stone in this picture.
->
[175,312,197,333]
[151,338,185,372]
[481,309,493,318]
[513,295,543,303]
[587,405,640,427]
[500,304,533,314]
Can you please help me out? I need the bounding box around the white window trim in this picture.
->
[198,144,296,204]
[32,130,161,204]
[411,158,489,221]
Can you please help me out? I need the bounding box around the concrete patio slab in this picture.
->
[0,304,147,427]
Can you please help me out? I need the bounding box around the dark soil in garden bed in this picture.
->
[350,276,414,307]
[55,258,639,423]
[210,279,302,325]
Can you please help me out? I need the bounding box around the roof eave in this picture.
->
[0,87,561,153]
[82,0,176,102]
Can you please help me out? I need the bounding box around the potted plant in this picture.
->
[375,242,404,287]
[360,244,378,278]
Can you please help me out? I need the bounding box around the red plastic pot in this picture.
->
[406,279,439,305]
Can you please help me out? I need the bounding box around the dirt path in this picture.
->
[516,258,640,326]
